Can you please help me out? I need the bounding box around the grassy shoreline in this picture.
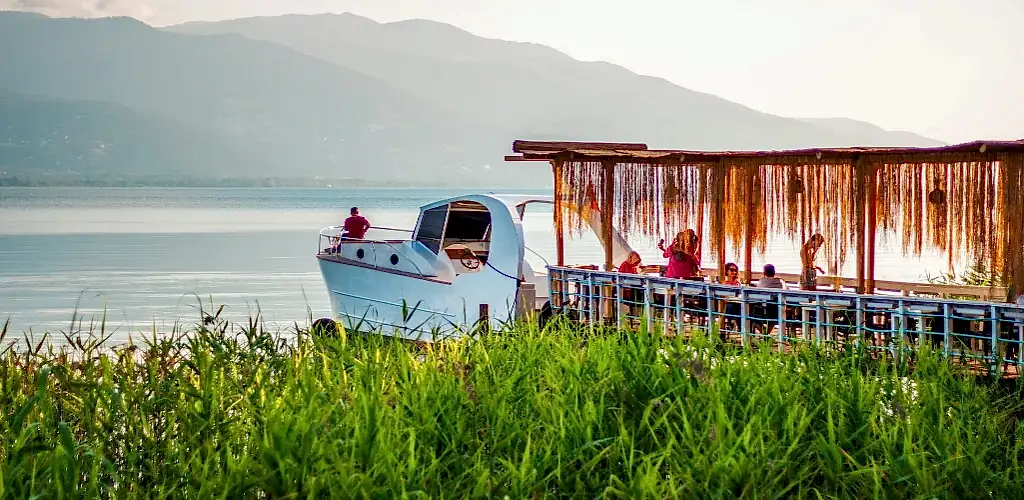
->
[1,315,1022,498]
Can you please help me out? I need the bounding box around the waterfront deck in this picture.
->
[548,266,1024,373]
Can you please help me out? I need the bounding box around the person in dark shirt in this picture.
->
[342,207,371,240]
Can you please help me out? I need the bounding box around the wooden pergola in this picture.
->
[506,139,1024,300]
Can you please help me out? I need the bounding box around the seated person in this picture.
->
[617,251,643,307]
[617,251,642,274]
[752,264,787,333]
[723,262,742,331]
[723,262,741,285]
[757,264,786,289]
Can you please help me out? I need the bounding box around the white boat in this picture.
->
[315,193,634,341]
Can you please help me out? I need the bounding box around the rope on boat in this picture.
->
[486,261,521,283]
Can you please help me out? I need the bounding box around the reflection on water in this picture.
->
[0,187,952,342]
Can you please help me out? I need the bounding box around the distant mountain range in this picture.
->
[0,11,944,187]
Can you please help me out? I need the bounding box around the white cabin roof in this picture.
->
[418,193,552,218]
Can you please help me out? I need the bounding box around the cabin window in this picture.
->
[444,210,491,242]
[415,206,448,253]
[439,202,492,274]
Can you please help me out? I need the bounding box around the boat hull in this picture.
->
[318,256,520,341]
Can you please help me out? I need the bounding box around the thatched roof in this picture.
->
[508,139,1024,163]
[509,139,1024,300]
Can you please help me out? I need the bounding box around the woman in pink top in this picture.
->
[658,230,701,279]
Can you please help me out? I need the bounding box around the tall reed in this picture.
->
[0,314,1022,498]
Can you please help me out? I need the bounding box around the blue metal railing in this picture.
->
[547,266,1024,369]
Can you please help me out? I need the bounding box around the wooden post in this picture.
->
[601,160,615,272]
[718,235,727,282]
[600,160,616,325]
[516,282,536,321]
[552,160,565,267]
[715,163,727,282]
[697,166,706,247]
[866,164,878,294]
[855,157,866,294]
[743,168,755,284]
[478,303,490,333]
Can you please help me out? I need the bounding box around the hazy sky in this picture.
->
[6,0,1023,143]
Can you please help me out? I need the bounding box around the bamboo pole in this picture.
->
[712,163,729,280]
[601,160,615,272]
[553,160,565,267]
[697,166,706,245]
[855,157,866,294]
[744,168,755,284]
[866,164,878,294]
[1004,155,1024,301]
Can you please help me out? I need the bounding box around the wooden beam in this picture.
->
[513,140,648,153]
[601,160,615,271]
[553,160,565,267]
[514,153,725,165]
[509,148,1014,168]
[866,165,878,294]
[504,155,548,162]
[510,138,1024,162]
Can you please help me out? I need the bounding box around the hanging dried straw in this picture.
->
[554,153,1024,296]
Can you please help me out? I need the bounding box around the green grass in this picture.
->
[1,313,1023,498]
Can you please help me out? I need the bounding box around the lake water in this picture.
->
[0,187,951,343]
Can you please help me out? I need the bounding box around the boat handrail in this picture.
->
[318,231,428,276]
[370,225,413,233]
[324,235,411,244]
[319,225,413,244]
[524,245,550,267]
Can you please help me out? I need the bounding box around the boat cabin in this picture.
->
[415,200,494,275]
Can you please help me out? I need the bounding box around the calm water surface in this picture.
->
[0,187,950,343]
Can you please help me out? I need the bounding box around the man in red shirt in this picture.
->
[342,207,371,240]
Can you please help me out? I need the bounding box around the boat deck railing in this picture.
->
[548,266,1024,370]
[318,226,428,276]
